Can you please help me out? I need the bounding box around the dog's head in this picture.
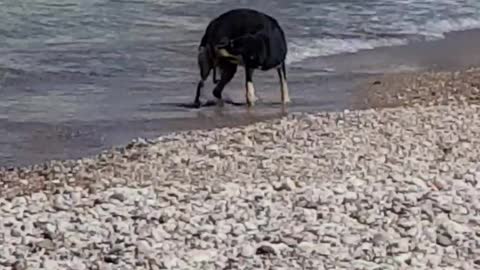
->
[217,33,268,68]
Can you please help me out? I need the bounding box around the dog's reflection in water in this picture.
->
[178,98,245,109]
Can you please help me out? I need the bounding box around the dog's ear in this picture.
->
[216,37,231,49]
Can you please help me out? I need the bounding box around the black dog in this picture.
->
[194,8,290,107]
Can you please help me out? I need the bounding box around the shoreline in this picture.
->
[2,64,480,172]
[351,67,480,110]
[4,28,480,168]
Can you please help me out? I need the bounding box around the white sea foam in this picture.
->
[286,16,480,64]
[286,37,408,64]
[400,17,480,39]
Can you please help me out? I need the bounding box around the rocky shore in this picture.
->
[353,67,480,109]
[1,68,480,269]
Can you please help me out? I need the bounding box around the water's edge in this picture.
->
[3,28,480,168]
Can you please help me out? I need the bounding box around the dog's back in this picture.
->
[199,9,287,69]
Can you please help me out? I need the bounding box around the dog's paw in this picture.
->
[192,101,203,108]
[177,103,198,109]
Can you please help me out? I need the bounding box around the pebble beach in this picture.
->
[2,68,480,269]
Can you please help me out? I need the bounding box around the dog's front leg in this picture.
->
[194,80,205,106]
[212,65,221,84]
[195,46,213,107]
[277,62,291,104]
[245,67,257,106]
[212,62,237,103]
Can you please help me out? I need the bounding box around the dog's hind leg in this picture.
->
[212,66,217,84]
[245,67,257,106]
[194,80,206,107]
[194,46,212,106]
[212,65,222,84]
[212,61,237,102]
[277,62,291,104]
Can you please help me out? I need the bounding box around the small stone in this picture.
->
[136,240,153,255]
[389,239,410,254]
[103,255,119,264]
[161,256,179,268]
[12,260,27,270]
[332,185,347,194]
[343,235,360,245]
[256,244,276,256]
[45,223,56,235]
[240,244,256,257]
[303,209,317,223]
[410,178,428,189]
[394,253,412,264]
[96,262,113,270]
[12,197,27,207]
[206,144,219,151]
[37,239,55,250]
[164,220,177,233]
[231,224,246,236]
[436,234,453,247]
[281,236,298,247]
[189,249,216,262]
[464,173,477,186]
[109,193,126,202]
[11,228,22,238]
[53,196,69,211]
[244,222,258,231]
[297,242,316,254]
[344,191,358,202]
[31,192,48,202]
[41,259,59,269]
[69,260,87,270]
[273,178,296,191]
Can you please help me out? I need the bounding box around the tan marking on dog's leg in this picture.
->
[278,67,291,104]
[281,76,291,104]
[246,81,256,106]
